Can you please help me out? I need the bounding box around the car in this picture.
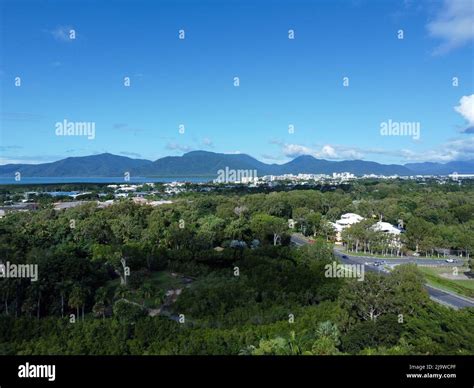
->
[342,255,348,259]
[445,258,455,263]
[364,261,371,266]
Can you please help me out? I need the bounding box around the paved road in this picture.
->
[291,234,474,310]
[291,234,465,266]
[333,250,464,267]
[424,285,474,309]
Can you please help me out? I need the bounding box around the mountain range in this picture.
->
[1,151,473,178]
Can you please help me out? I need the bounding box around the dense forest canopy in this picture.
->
[0,180,473,355]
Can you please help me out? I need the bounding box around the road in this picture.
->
[291,234,474,310]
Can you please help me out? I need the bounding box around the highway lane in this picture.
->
[333,249,464,267]
[291,234,474,309]
[425,285,474,309]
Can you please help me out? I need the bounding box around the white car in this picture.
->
[445,258,454,263]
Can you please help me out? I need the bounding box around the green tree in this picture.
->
[250,214,287,246]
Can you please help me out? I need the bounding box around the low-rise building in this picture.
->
[53,201,89,211]
[331,213,364,242]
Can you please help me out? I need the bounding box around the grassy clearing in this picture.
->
[418,266,474,299]
[148,271,183,290]
[105,270,184,308]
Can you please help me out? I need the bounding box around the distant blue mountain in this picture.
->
[278,155,413,176]
[404,160,474,175]
[141,151,272,176]
[0,151,472,178]
[0,153,152,178]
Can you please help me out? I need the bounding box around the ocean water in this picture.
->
[49,191,81,196]
[0,176,213,185]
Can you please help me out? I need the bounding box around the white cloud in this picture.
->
[319,145,337,158]
[316,145,364,160]
[427,0,474,54]
[454,94,474,132]
[273,136,474,164]
[281,143,363,160]
[282,144,313,157]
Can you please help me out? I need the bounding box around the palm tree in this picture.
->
[92,302,106,319]
[140,283,153,300]
[56,280,72,318]
[68,285,86,321]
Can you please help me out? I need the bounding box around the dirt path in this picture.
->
[148,274,194,320]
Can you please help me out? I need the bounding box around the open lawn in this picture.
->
[418,266,474,299]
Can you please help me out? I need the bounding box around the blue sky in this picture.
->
[0,0,473,165]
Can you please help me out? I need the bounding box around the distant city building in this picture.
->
[332,172,355,180]
[53,201,89,211]
[0,203,38,215]
[450,172,474,181]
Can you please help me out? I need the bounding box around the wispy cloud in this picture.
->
[223,150,242,155]
[0,145,23,152]
[113,123,128,130]
[427,0,474,55]
[165,143,193,152]
[271,136,474,164]
[0,154,66,165]
[202,138,214,148]
[399,137,474,162]
[261,153,285,162]
[112,123,143,135]
[120,151,142,158]
[1,112,46,121]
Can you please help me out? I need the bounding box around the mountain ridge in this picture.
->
[0,151,473,177]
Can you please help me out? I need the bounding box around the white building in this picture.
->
[53,201,89,211]
[450,172,474,180]
[331,213,364,243]
[371,221,403,248]
[332,172,355,180]
[371,221,401,235]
